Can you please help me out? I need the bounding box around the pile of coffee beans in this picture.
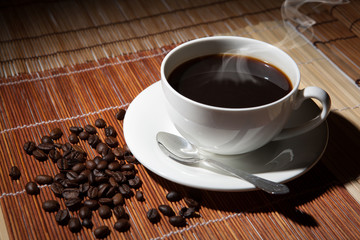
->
[18,110,144,238]
[11,108,202,238]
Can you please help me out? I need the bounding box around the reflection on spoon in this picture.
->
[156,132,289,195]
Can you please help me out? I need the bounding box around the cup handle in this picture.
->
[273,86,331,141]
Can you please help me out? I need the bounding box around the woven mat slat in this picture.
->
[0,0,286,78]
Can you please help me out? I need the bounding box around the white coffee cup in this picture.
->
[161,36,331,155]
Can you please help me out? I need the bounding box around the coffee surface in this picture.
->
[168,54,292,108]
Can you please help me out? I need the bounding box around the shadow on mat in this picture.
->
[145,111,360,228]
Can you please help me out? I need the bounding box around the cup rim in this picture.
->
[161,36,300,111]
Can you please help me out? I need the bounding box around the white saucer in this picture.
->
[123,82,328,191]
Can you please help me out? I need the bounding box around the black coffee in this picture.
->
[168,54,292,108]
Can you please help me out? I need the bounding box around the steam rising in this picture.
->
[215,48,268,85]
[214,0,349,85]
[279,0,349,48]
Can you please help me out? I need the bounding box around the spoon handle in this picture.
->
[204,159,289,194]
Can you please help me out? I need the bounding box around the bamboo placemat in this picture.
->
[1,0,360,239]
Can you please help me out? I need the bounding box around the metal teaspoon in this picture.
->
[156,132,289,194]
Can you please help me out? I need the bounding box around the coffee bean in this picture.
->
[84,199,99,210]
[9,166,21,180]
[88,186,99,199]
[93,169,106,177]
[65,198,82,211]
[80,169,91,177]
[179,207,196,218]
[112,193,124,206]
[123,145,132,155]
[56,158,69,171]
[79,182,90,195]
[50,182,64,197]
[88,172,96,185]
[68,133,79,144]
[169,216,186,227]
[72,163,86,173]
[147,208,160,223]
[82,218,93,229]
[124,155,137,164]
[42,200,60,212]
[69,126,83,135]
[75,174,87,184]
[120,163,134,171]
[98,198,113,206]
[106,186,117,198]
[110,171,126,183]
[114,219,130,232]
[81,218,94,229]
[66,171,78,181]
[41,136,54,144]
[61,179,79,188]
[88,135,100,148]
[179,207,187,216]
[124,171,137,181]
[105,136,118,148]
[78,131,89,140]
[102,151,115,162]
[37,143,55,153]
[119,184,132,198]
[135,191,144,201]
[32,149,48,161]
[67,149,86,166]
[86,160,97,170]
[109,177,119,188]
[184,197,200,210]
[166,191,182,202]
[107,161,121,171]
[54,173,66,183]
[95,118,107,128]
[50,127,63,140]
[96,142,109,155]
[55,209,70,225]
[113,205,128,219]
[96,160,108,171]
[115,109,126,121]
[49,149,62,162]
[95,176,109,185]
[113,147,125,159]
[79,206,92,219]
[104,126,117,137]
[84,124,97,134]
[68,217,82,233]
[128,176,142,189]
[94,225,110,239]
[98,205,112,219]
[62,188,80,199]
[158,205,175,217]
[25,182,39,195]
[97,183,110,198]
[35,175,53,185]
[23,141,37,155]
[61,142,72,152]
